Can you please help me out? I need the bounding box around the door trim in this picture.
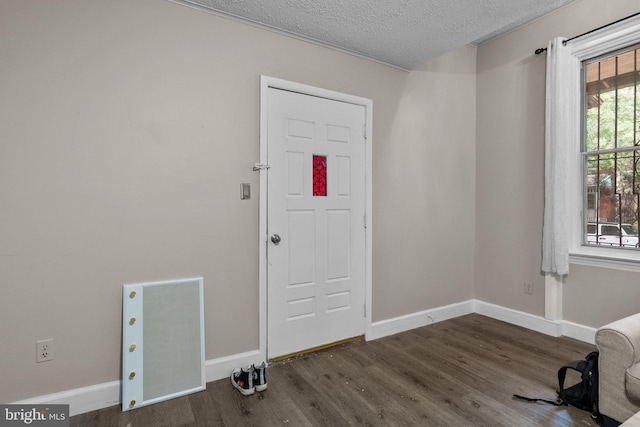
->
[258,76,373,361]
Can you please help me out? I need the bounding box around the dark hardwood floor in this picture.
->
[71,314,599,426]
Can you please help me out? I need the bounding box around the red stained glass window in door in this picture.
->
[313,155,327,197]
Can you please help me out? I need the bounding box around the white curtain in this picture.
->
[542,37,573,276]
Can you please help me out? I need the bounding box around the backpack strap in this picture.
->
[513,394,563,406]
[513,360,583,407]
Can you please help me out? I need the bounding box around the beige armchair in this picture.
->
[595,313,640,426]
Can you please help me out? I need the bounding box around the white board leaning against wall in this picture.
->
[121,278,205,411]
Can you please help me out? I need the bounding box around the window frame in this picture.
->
[564,16,640,272]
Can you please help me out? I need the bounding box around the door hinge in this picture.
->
[364,214,367,229]
[363,124,367,140]
[364,303,367,318]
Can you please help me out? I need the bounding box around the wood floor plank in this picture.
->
[71,314,600,426]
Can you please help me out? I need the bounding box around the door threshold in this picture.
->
[269,335,364,363]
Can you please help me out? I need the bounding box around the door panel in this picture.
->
[327,209,350,280]
[267,88,366,359]
[288,210,315,286]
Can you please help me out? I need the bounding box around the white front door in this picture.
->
[267,87,366,359]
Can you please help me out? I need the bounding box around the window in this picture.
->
[546,15,640,271]
[312,155,327,196]
[583,46,640,250]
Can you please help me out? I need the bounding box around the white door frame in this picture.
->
[258,75,373,361]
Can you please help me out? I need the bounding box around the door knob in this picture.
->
[271,234,281,245]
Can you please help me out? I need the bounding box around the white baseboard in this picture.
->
[13,350,264,417]
[472,300,596,344]
[473,300,563,337]
[368,299,596,345]
[204,349,264,382]
[562,320,597,345]
[15,299,596,417]
[367,300,475,340]
[13,381,121,418]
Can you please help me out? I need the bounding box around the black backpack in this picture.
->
[557,351,599,416]
[514,351,600,418]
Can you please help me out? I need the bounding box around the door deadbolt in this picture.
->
[271,234,281,245]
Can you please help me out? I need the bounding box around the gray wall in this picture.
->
[4,0,640,406]
[475,0,640,325]
[0,0,476,402]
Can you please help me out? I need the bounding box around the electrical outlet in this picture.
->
[524,281,533,295]
[36,339,54,363]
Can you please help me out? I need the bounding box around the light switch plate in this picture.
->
[240,183,250,200]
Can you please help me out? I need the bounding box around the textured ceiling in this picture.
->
[174,0,576,70]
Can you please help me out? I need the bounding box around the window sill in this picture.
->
[570,246,640,272]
